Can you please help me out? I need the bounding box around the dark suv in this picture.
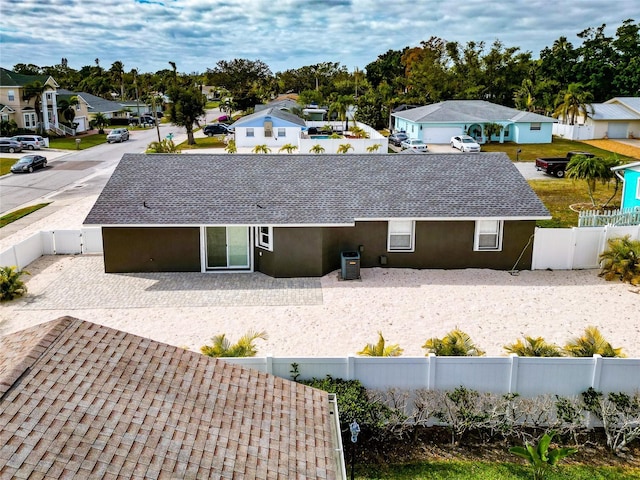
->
[203,124,230,136]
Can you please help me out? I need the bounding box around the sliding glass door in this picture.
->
[205,227,250,269]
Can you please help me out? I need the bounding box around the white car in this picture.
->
[450,135,481,152]
[400,138,428,152]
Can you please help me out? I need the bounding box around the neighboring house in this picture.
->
[553,97,640,140]
[612,161,640,211]
[83,153,550,277]
[0,67,60,133]
[230,106,307,148]
[255,98,300,113]
[57,89,129,133]
[392,100,555,144]
[0,317,346,479]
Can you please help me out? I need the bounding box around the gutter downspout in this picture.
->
[328,393,347,480]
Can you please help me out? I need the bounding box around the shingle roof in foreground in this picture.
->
[0,317,340,479]
[84,153,550,226]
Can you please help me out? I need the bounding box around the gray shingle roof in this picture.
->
[230,107,306,128]
[84,153,549,226]
[0,317,340,479]
[58,88,125,114]
[393,100,554,124]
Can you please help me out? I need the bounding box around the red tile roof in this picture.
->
[0,317,341,479]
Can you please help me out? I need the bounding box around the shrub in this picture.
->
[146,139,181,153]
[0,266,29,301]
[200,330,267,357]
[423,328,485,356]
[509,431,578,480]
[504,336,563,357]
[598,235,640,285]
[357,331,403,357]
[564,326,625,357]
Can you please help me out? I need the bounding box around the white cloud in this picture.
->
[0,0,637,74]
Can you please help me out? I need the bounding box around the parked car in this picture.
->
[10,154,47,173]
[535,151,594,178]
[203,124,230,136]
[0,138,23,153]
[388,132,409,147]
[400,138,428,152]
[107,128,130,143]
[129,116,155,126]
[11,135,45,150]
[450,135,481,153]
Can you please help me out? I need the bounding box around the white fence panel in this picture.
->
[0,234,46,270]
[432,357,513,393]
[515,357,595,396]
[272,357,350,381]
[596,358,640,392]
[531,228,574,269]
[52,230,83,254]
[572,228,603,269]
[352,357,430,389]
[606,225,640,242]
[82,227,103,253]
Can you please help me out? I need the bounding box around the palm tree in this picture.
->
[598,235,640,285]
[349,125,369,138]
[225,138,237,154]
[366,144,382,153]
[200,330,268,357]
[564,326,625,358]
[109,61,125,99]
[357,331,403,357]
[57,95,78,126]
[337,143,353,154]
[329,94,352,130]
[22,80,54,134]
[146,139,181,153]
[91,112,109,134]
[483,123,503,144]
[309,144,325,154]
[422,328,485,356]
[565,154,611,206]
[552,83,594,125]
[278,143,298,154]
[252,144,271,154]
[504,336,563,357]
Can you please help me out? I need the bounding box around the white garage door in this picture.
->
[608,122,628,138]
[424,127,463,144]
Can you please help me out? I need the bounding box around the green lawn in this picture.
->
[48,133,108,150]
[0,203,50,227]
[356,461,640,479]
[0,157,17,176]
[481,138,636,163]
[177,135,227,150]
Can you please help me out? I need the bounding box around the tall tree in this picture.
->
[552,83,594,125]
[22,80,54,134]
[612,19,640,96]
[206,58,273,111]
[109,61,125,99]
[575,24,616,102]
[167,62,206,145]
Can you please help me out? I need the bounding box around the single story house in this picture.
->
[230,107,307,148]
[392,100,555,144]
[84,153,550,277]
[612,161,640,211]
[57,89,129,133]
[553,97,640,140]
[0,317,345,479]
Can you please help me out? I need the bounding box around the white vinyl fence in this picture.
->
[0,228,103,270]
[223,354,640,396]
[531,225,640,270]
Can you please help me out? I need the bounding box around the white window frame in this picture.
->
[387,220,415,252]
[474,220,504,251]
[530,122,541,131]
[246,128,254,137]
[255,226,273,251]
[23,112,36,128]
[8,90,15,102]
[277,127,286,137]
[636,177,640,200]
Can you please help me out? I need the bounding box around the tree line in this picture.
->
[12,19,638,130]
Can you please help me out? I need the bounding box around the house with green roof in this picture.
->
[392,100,555,145]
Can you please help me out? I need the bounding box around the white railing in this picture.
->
[578,207,640,227]
[222,354,640,396]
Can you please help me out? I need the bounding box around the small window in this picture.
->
[256,226,273,251]
[246,128,254,137]
[277,128,286,137]
[636,178,640,200]
[388,220,414,252]
[8,90,15,102]
[264,120,273,137]
[474,220,503,251]
[530,123,541,131]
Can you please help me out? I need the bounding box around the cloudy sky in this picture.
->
[1,0,638,75]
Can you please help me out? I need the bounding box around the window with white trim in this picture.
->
[8,90,15,102]
[256,226,273,250]
[636,178,640,200]
[277,127,286,137]
[530,122,541,131]
[387,220,415,252]
[474,220,503,251]
[246,128,254,137]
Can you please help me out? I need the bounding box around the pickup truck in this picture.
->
[535,151,594,178]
